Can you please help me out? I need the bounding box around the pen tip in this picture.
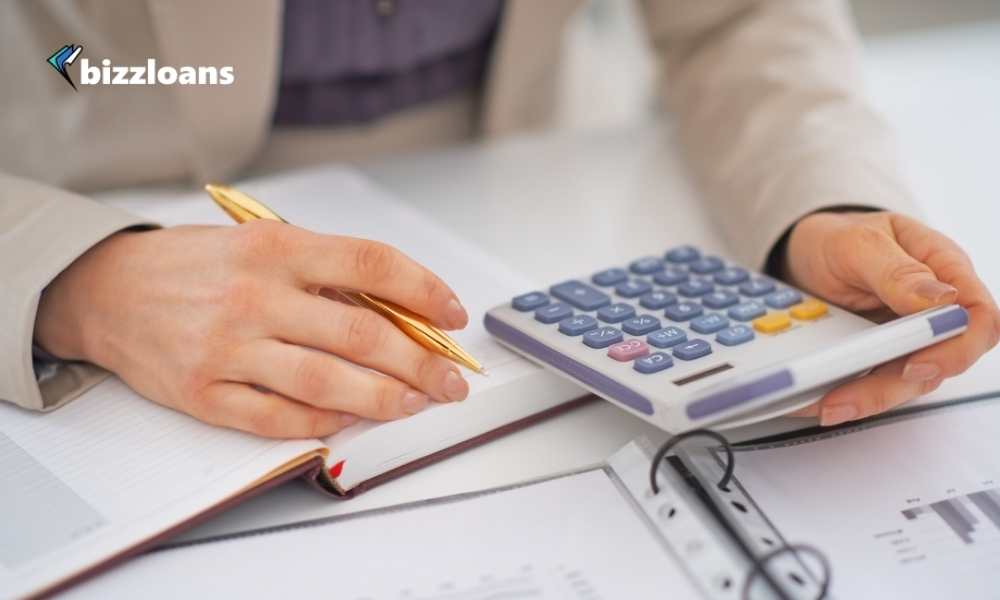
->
[478,367,490,377]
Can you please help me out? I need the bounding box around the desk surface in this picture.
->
[171,20,1000,543]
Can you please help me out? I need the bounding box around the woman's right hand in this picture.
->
[34,221,471,438]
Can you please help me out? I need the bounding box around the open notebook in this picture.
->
[0,167,585,598]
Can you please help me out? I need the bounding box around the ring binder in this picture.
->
[647,428,832,599]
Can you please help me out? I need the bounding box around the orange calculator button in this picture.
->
[753,312,791,334]
[790,298,828,321]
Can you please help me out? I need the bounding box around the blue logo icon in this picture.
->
[47,44,83,90]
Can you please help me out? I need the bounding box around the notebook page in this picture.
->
[726,396,1000,600]
[63,468,702,599]
[0,377,324,599]
[102,166,582,489]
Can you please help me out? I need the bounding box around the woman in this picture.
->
[2,0,997,437]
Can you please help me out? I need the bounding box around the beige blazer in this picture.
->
[0,0,916,411]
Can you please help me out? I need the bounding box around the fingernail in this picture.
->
[914,280,958,305]
[402,390,429,415]
[339,414,360,428]
[901,362,941,382]
[446,298,468,329]
[820,404,858,426]
[443,369,468,402]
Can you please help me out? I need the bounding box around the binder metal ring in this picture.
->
[649,428,735,494]
[741,543,831,600]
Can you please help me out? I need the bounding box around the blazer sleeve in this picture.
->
[0,173,156,411]
[641,0,921,268]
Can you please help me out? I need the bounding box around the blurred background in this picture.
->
[551,0,1000,132]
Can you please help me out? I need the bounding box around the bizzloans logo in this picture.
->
[46,43,235,91]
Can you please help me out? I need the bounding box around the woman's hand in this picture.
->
[782,211,1000,426]
[34,222,471,438]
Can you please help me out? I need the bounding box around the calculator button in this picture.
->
[689,256,725,274]
[690,313,730,334]
[639,290,677,310]
[622,315,661,336]
[677,279,715,297]
[535,303,573,324]
[764,289,803,309]
[653,267,689,287]
[739,278,776,297]
[673,339,713,361]
[634,352,674,374]
[550,281,611,311]
[608,339,650,362]
[597,302,636,323]
[629,256,664,275]
[664,301,703,322]
[790,298,828,320]
[591,268,628,287]
[714,267,749,286]
[648,326,688,348]
[665,245,700,263]
[702,290,739,309]
[753,312,791,334]
[727,301,766,321]
[583,326,624,348]
[558,314,599,336]
[615,279,653,298]
[511,291,549,311]
[716,324,755,346]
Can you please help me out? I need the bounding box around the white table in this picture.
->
[170,20,1000,543]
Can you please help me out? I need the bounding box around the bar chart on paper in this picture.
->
[901,487,1000,545]
[729,397,1000,599]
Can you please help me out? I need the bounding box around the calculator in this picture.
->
[484,245,969,432]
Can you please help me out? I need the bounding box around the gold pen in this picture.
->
[204,183,487,376]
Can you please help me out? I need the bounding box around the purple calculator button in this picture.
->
[583,326,624,348]
[702,290,739,309]
[535,302,573,324]
[739,278,776,297]
[765,289,803,309]
[622,315,661,336]
[665,245,700,263]
[511,291,549,311]
[653,267,689,287]
[615,279,653,298]
[558,314,599,336]
[639,290,677,310]
[550,280,611,311]
[717,324,755,346]
[690,313,729,334]
[689,256,724,274]
[630,256,664,275]
[664,301,703,321]
[592,268,628,287]
[608,339,650,362]
[597,302,636,323]
[678,279,715,297]
[728,301,766,321]
[648,326,687,348]
[673,339,713,361]
[714,267,749,285]
[634,351,674,374]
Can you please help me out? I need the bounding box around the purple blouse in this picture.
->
[274,0,503,126]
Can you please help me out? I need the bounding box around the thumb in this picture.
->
[845,229,958,315]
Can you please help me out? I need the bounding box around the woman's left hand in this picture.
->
[781,210,1000,426]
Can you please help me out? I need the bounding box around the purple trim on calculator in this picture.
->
[484,314,655,415]
[928,307,968,336]
[686,369,794,420]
